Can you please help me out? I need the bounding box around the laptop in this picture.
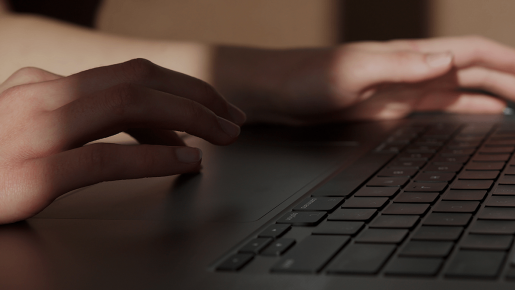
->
[2,112,515,290]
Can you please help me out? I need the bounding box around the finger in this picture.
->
[46,84,240,148]
[125,128,186,146]
[38,59,246,125]
[340,50,453,95]
[439,93,506,114]
[413,36,515,73]
[456,66,515,101]
[0,67,62,92]
[37,143,202,200]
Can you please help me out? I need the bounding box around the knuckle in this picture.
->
[9,67,50,84]
[120,58,156,81]
[0,84,26,99]
[393,51,416,63]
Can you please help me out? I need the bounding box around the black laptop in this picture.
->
[2,113,515,290]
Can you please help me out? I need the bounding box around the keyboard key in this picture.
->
[271,235,349,273]
[441,190,487,201]
[412,226,463,241]
[377,168,418,177]
[341,197,388,208]
[383,203,429,215]
[445,250,506,278]
[460,234,513,250]
[329,209,376,221]
[239,238,272,254]
[505,267,515,279]
[448,141,481,148]
[478,146,514,154]
[398,153,432,160]
[327,244,396,274]
[261,238,296,256]
[311,153,395,197]
[478,207,515,220]
[276,212,326,226]
[431,156,469,163]
[424,164,462,172]
[494,185,515,195]
[505,166,515,175]
[454,136,483,142]
[388,160,426,168]
[384,257,443,276]
[293,197,343,211]
[376,143,405,153]
[472,154,510,162]
[217,253,254,271]
[259,224,291,239]
[355,229,408,244]
[369,215,418,229]
[450,180,493,190]
[486,139,515,146]
[423,213,471,226]
[499,175,515,185]
[458,170,499,180]
[469,220,515,234]
[404,182,447,192]
[399,241,453,257]
[465,162,505,171]
[486,196,515,207]
[394,192,439,203]
[432,201,479,213]
[367,177,409,187]
[415,141,443,146]
[440,148,475,156]
[354,187,399,197]
[406,145,439,153]
[414,172,455,182]
[312,221,364,235]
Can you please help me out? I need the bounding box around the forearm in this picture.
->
[0,13,212,82]
[0,11,312,124]
[213,46,333,124]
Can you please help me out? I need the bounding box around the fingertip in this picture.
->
[217,117,241,139]
[228,104,247,125]
[176,147,202,163]
[425,51,453,68]
[446,94,507,114]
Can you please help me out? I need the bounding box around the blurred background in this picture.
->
[10,0,515,48]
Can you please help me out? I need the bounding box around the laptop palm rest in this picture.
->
[35,133,360,223]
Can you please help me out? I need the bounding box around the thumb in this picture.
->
[355,51,454,88]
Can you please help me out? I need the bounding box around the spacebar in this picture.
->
[271,235,349,273]
[312,153,395,197]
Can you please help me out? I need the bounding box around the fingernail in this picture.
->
[176,147,202,163]
[228,104,247,125]
[218,117,240,138]
[426,52,453,68]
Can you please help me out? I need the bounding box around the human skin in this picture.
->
[0,60,245,224]
[2,4,515,223]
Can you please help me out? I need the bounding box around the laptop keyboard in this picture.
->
[215,122,515,279]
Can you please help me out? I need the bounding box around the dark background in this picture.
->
[10,0,428,42]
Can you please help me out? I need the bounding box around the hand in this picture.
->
[247,36,514,124]
[0,58,246,224]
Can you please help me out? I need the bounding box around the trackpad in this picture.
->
[35,137,358,223]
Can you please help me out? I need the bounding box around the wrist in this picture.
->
[212,46,294,123]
